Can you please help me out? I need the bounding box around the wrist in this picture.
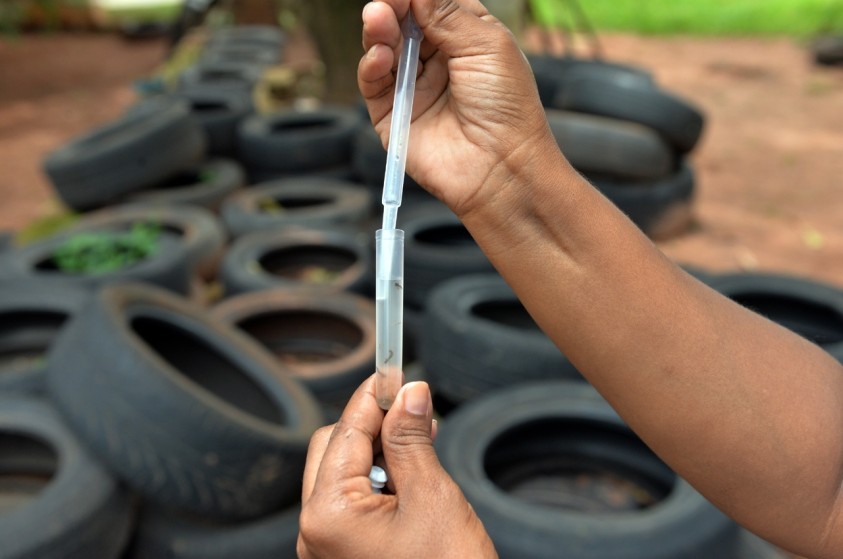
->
[456,131,583,261]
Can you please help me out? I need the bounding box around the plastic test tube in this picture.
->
[375,229,404,410]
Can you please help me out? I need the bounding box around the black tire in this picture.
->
[0,280,91,394]
[43,98,206,211]
[400,204,496,308]
[201,44,281,66]
[213,289,375,410]
[171,87,254,157]
[237,107,362,175]
[527,54,654,107]
[178,61,265,91]
[45,283,324,519]
[421,275,581,404]
[65,203,227,280]
[129,504,299,559]
[247,164,359,185]
[435,382,740,559]
[0,231,11,252]
[0,231,193,295]
[588,160,696,240]
[0,397,133,559]
[219,228,373,297]
[553,77,705,153]
[812,35,843,66]
[208,25,286,51]
[128,158,246,212]
[220,178,371,238]
[706,272,843,364]
[350,124,431,204]
[547,110,674,180]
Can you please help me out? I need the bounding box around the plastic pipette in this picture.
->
[375,12,423,410]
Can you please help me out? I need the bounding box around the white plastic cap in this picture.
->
[369,465,388,493]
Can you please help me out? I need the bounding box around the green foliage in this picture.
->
[529,0,843,36]
[198,169,217,183]
[53,222,161,275]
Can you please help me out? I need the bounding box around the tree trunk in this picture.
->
[304,0,368,105]
[231,0,278,25]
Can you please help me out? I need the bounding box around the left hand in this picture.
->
[297,376,497,559]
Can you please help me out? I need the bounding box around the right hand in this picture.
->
[359,0,563,217]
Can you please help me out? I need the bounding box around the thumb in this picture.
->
[413,0,503,58]
[381,381,444,496]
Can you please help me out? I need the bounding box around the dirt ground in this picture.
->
[0,30,841,292]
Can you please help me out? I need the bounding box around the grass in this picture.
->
[530,0,843,36]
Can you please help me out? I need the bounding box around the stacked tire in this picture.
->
[529,55,704,239]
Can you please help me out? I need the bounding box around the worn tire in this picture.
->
[707,272,843,363]
[221,178,371,238]
[436,382,740,559]
[527,54,654,107]
[401,204,496,308]
[0,280,91,394]
[421,275,581,404]
[588,160,696,240]
[45,283,324,519]
[0,231,193,295]
[178,61,265,91]
[0,397,133,559]
[219,228,372,297]
[213,289,375,410]
[547,110,674,180]
[201,44,281,66]
[65,203,227,280]
[208,25,286,51]
[129,504,299,559]
[812,35,843,66]
[128,158,246,212]
[44,98,205,211]
[248,164,359,185]
[553,77,705,153]
[237,107,361,176]
[172,87,254,157]
[350,124,431,205]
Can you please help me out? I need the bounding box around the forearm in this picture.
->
[459,140,843,557]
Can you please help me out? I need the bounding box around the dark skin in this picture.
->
[298,1,843,558]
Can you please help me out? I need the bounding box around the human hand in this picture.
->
[359,0,562,218]
[297,377,497,559]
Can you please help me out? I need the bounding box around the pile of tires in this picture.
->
[529,55,704,239]
[2,21,386,557]
[5,20,813,558]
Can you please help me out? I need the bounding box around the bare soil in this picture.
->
[1,31,841,293]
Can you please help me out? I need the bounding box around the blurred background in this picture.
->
[1,0,841,284]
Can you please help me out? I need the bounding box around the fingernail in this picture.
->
[367,44,379,59]
[403,382,431,416]
[362,2,374,20]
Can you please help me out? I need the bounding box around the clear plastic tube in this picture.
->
[375,229,404,410]
[375,12,422,410]
[381,12,423,231]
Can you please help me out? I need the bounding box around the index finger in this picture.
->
[310,376,386,498]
